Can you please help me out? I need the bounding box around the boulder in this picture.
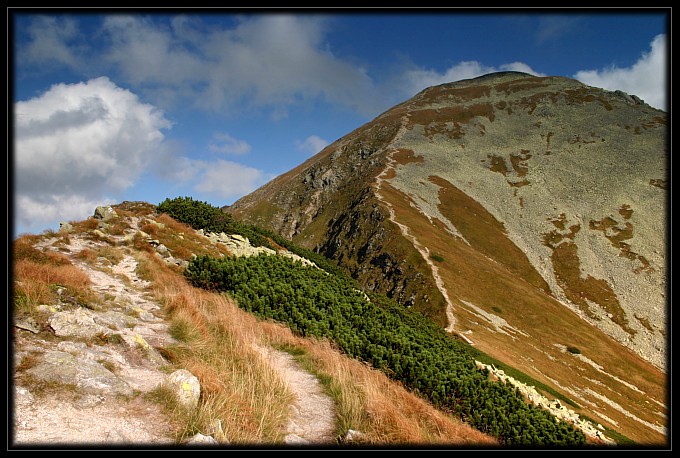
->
[94,205,118,222]
[164,369,201,410]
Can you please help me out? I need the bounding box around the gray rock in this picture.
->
[93,229,108,239]
[50,309,111,339]
[185,433,218,445]
[14,386,35,406]
[93,310,139,331]
[284,433,309,444]
[230,234,248,243]
[15,317,41,334]
[343,429,366,443]
[25,350,133,396]
[58,222,74,233]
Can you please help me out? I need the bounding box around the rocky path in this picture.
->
[12,232,339,448]
[13,236,178,446]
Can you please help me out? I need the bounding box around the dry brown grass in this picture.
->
[255,322,498,446]
[13,235,96,317]
[392,148,425,166]
[70,218,100,233]
[410,104,495,140]
[541,216,634,333]
[495,77,550,95]
[131,230,498,446]
[145,213,232,260]
[429,175,550,294]
[137,253,293,444]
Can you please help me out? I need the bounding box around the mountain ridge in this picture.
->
[226,72,668,444]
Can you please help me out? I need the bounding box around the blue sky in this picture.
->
[10,9,669,237]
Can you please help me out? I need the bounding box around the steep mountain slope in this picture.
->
[226,72,668,445]
[12,202,500,447]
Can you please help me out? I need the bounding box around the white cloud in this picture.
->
[14,76,172,230]
[145,153,270,202]
[296,135,329,156]
[498,62,546,76]
[402,61,546,98]
[208,132,252,155]
[96,14,381,117]
[14,194,116,236]
[101,15,204,88]
[151,152,204,183]
[574,34,667,111]
[194,159,267,200]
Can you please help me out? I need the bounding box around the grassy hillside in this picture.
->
[12,200,498,447]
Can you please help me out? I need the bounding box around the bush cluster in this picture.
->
[185,253,587,446]
[160,195,588,446]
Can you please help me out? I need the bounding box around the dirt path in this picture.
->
[255,345,337,445]
[13,388,176,446]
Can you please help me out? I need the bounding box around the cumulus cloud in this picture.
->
[14,76,172,230]
[150,150,205,183]
[574,34,667,111]
[402,61,546,98]
[194,159,268,200]
[14,194,117,236]
[296,135,329,156]
[208,132,252,155]
[148,153,269,201]
[141,148,268,203]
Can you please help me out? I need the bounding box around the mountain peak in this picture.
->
[228,73,667,445]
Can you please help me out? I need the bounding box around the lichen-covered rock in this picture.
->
[58,222,74,233]
[184,433,218,445]
[15,317,41,334]
[284,433,309,444]
[164,369,201,410]
[93,310,138,331]
[94,205,118,222]
[343,429,366,443]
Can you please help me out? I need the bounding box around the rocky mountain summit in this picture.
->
[227,72,668,445]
